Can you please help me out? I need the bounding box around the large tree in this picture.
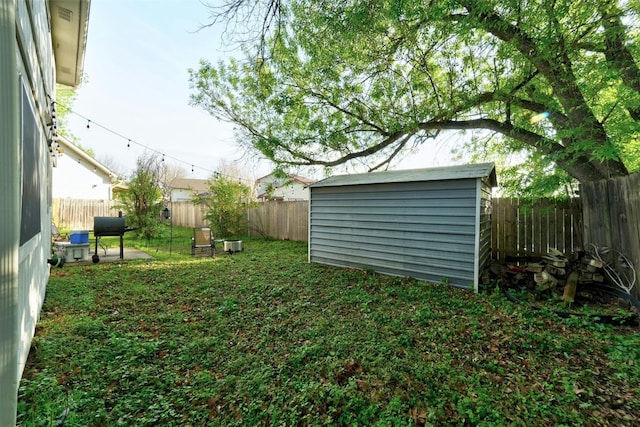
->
[190,0,639,196]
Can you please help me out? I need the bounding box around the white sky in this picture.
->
[66,0,462,182]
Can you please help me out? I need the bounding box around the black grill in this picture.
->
[92,215,136,263]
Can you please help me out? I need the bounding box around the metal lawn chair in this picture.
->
[191,227,215,257]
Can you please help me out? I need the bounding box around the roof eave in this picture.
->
[50,0,91,87]
[56,135,119,181]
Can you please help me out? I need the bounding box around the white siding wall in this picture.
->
[257,175,310,201]
[1,1,57,424]
[0,2,21,425]
[52,154,113,199]
[272,182,309,201]
[171,188,196,202]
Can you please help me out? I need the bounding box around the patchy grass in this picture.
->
[20,234,640,426]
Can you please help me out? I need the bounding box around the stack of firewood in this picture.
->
[576,256,606,284]
[527,249,569,291]
[514,248,607,303]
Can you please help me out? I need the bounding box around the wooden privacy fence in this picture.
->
[492,198,583,260]
[54,198,583,260]
[581,173,640,300]
[53,199,208,230]
[54,198,121,230]
[247,201,309,241]
[170,202,207,228]
[245,199,584,260]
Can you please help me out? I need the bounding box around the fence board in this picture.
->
[518,201,527,257]
[503,199,517,259]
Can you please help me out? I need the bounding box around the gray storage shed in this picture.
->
[308,163,497,291]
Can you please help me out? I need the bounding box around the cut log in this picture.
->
[535,271,557,290]
[562,271,579,304]
[526,263,544,273]
[542,255,566,268]
[588,259,604,268]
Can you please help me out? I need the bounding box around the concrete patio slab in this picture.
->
[62,247,153,265]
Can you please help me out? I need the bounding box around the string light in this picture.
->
[66,109,255,184]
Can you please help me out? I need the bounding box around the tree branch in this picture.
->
[599,2,640,120]
[417,118,614,181]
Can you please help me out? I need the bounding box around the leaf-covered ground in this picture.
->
[18,238,640,426]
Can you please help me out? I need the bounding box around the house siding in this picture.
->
[310,178,483,289]
[1,1,88,424]
[53,155,113,199]
[2,1,53,424]
[256,174,313,201]
[0,2,22,425]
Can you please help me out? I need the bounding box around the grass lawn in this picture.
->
[18,227,640,426]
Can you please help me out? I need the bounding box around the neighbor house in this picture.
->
[53,135,122,199]
[0,1,90,424]
[169,177,210,202]
[256,172,315,201]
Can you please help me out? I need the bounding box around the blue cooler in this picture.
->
[70,230,89,244]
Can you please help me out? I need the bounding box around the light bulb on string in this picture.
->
[69,108,225,179]
[530,111,550,124]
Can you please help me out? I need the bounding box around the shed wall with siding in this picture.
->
[309,164,496,291]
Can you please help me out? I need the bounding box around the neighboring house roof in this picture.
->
[57,135,121,183]
[310,163,497,188]
[50,0,91,87]
[170,177,210,195]
[256,173,316,186]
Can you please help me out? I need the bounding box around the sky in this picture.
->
[66,0,462,182]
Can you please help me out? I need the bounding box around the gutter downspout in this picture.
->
[0,0,21,425]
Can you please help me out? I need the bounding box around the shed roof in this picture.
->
[310,163,497,188]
